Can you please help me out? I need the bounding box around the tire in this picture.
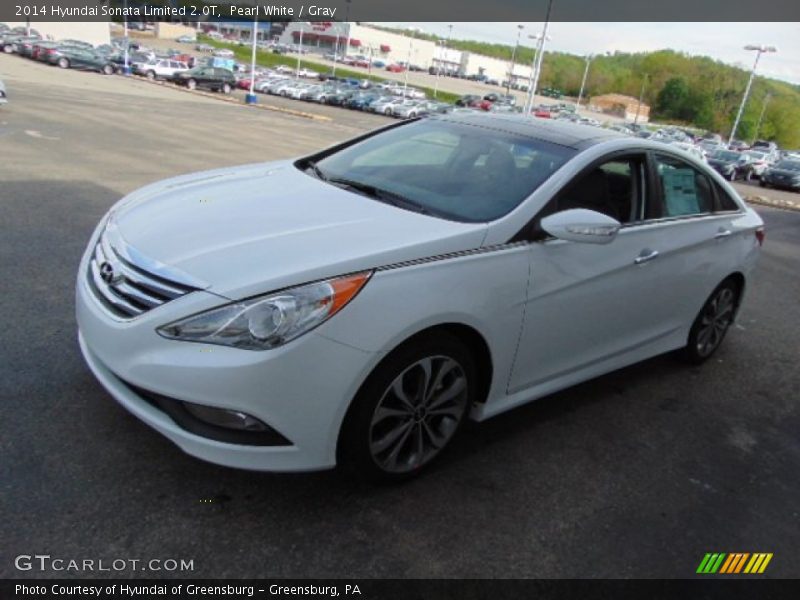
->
[2,45,12,54]
[681,279,741,365]
[745,170,753,182]
[384,108,392,115]
[146,70,156,80]
[338,333,476,482]
[221,83,232,94]
[759,180,767,188]
[186,78,197,90]
[58,58,70,69]
[728,170,736,181]
[103,64,114,76]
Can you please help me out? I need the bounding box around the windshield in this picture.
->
[712,150,740,161]
[775,161,800,171]
[744,151,766,160]
[309,119,576,222]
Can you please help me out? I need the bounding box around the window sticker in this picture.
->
[661,168,699,216]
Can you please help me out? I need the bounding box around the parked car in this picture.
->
[386,64,406,73]
[134,58,189,80]
[212,48,235,59]
[195,43,214,53]
[740,150,772,178]
[176,35,196,44]
[0,78,7,105]
[707,149,755,181]
[76,115,763,480]
[670,142,706,162]
[49,47,116,75]
[759,160,800,191]
[172,67,236,93]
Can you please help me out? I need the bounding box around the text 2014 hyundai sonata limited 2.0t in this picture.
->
[77,114,764,480]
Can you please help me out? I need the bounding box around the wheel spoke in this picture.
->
[428,375,466,410]
[413,357,433,405]
[371,420,413,455]
[391,378,414,411]
[372,405,412,424]
[382,425,415,471]
[423,358,458,405]
[422,419,448,449]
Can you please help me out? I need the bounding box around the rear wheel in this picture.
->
[339,333,475,482]
[729,170,737,181]
[2,44,12,54]
[58,58,70,69]
[681,279,740,364]
[146,70,156,80]
[102,64,114,76]
[221,83,232,94]
[186,78,197,90]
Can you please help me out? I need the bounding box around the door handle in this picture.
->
[634,249,659,265]
[715,229,733,239]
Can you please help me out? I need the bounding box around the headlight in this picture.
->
[157,271,372,350]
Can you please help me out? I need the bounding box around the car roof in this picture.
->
[432,112,625,150]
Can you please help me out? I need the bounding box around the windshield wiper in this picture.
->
[304,160,328,182]
[326,177,435,216]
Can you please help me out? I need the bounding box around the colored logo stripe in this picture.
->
[697,553,773,574]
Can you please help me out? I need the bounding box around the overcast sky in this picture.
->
[382,22,800,85]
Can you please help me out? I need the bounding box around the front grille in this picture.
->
[87,231,196,319]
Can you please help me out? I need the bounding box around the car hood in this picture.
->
[110,161,487,300]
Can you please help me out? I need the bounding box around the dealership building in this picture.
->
[277,22,536,85]
[1,21,110,46]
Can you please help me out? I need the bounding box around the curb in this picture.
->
[744,193,800,213]
[125,74,333,122]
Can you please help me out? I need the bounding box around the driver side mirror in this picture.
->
[540,209,621,245]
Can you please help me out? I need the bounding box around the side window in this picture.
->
[652,154,714,218]
[714,182,741,212]
[554,156,643,224]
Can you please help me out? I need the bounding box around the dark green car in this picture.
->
[171,67,236,94]
[48,47,116,75]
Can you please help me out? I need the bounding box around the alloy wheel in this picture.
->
[696,287,736,357]
[369,355,468,474]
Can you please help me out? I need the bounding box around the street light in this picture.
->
[434,24,453,99]
[575,54,594,110]
[634,74,648,125]
[403,27,421,97]
[752,92,773,145]
[343,0,352,62]
[523,32,551,113]
[729,44,777,145]
[246,15,258,104]
[505,24,524,96]
[526,0,555,113]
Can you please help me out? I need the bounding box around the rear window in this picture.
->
[311,119,576,222]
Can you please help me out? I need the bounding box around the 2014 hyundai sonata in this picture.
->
[77,114,764,480]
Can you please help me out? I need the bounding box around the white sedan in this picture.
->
[76,114,764,480]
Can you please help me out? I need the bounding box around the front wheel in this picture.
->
[745,170,753,182]
[146,70,156,80]
[339,333,475,482]
[103,64,114,76]
[681,280,740,364]
[729,170,737,181]
[58,58,70,69]
[221,83,232,94]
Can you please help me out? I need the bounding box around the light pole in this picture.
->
[434,24,453,99]
[246,16,258,104]
[403,27,420,97]
[729,44,777,145]
[296,24,304,79]
[528,0,554,112]
[752,92,773,145]
[505,24,524,96]
[634,74,648,125]
[332,33,340,76]
[343,0,352,62]
[122,0,130,75]
[523,33,550,113]
[575,54,593,111]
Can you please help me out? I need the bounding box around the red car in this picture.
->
[533,108,552,118]
[353,59,370,68]
[386,64,406,73]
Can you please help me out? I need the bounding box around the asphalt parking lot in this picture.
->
[2,54,799,579]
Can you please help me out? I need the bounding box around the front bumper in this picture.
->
[76,261,378,472]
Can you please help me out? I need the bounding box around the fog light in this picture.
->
[182,402,268,432]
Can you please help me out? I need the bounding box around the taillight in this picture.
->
[755,227,765,247]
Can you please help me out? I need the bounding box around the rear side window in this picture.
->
[714,183,741,212]
[652,154,713,217]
